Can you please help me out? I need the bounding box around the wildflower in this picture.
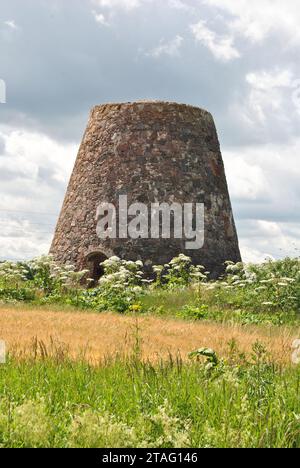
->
[259,279,274,284]
[144,400,191,448]
[68,409,137,448]
[11,399,53,448]
[129,303,142,313]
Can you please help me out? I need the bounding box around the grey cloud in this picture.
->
[0,166,29,181]
[37,166,65,188]
[0,0,299,261]
[0,0,297,146]
[233,202,300,224]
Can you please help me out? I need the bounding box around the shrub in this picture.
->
[69,257,144,313]
[153,254,207,289]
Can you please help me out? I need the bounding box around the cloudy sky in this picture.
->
[0,0,299,262]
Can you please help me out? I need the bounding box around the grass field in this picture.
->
[0,303,300,448]
[0,255,299,448]
[1,334,300,448]
[0,305,299,364]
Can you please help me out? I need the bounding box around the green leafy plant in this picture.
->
[189,347,219,369]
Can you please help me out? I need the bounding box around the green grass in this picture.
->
[139,287,300,326]
[0,256,299,447]
[0,301,81,314]
[0,349,300,448]
[140,288,197,316]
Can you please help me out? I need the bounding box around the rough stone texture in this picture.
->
[50,101,241,278]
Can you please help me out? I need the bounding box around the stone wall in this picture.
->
[50,101,241,278]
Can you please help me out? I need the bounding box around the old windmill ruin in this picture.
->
[50,101,241,281]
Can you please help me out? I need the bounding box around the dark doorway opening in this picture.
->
[85,252,108,286]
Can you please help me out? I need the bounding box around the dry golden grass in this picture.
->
[0,305,299,364]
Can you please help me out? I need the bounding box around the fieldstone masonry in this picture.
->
[50,101,241,279]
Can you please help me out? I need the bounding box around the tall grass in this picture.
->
[0,342,299,448]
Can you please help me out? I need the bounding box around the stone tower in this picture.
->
[50,101,241,280]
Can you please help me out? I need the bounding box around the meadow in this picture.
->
[0,254,299,448]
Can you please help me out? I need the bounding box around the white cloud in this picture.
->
[4,20,18,30]
[0,126,77,261]
[239,245,271,264]
[91,0,142,27]
[238,220,300,263]
[224,139,300,207]
[227,68,300,131]
[245,69,294,124]
[224,139,300,261]
[191,20,240,62]
[203,0,300,46]
[168,0,194,12]
[246,69,294,90]
[93,0,141,10]
[2,128,75,183]
[93,0,194,14]
[92,10,109,26]
[225,157,269,202]
[147,35,183,58]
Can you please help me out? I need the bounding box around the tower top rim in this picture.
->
[90,100,212,117]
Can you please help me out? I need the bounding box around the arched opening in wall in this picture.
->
[85,252,108,286]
